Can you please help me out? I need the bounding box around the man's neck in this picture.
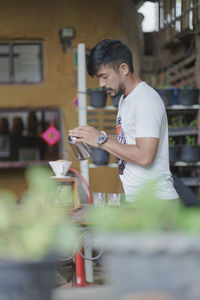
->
[123,74,142,98]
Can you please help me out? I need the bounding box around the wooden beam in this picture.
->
[168,54,196,73]
[169,66,196,82]
[195,34,200,89]
[158,0,161,31]
[193,0,198,28]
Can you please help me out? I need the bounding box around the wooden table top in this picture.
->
[67,204,93,225]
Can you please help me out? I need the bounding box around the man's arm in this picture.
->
[69,125,159,167]
[103,136,159,167]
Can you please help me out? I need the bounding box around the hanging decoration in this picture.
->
[41,114,60,146]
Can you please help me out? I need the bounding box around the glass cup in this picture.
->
[93,192,106,208]
[107,193,121,206]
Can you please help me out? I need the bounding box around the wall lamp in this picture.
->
[59,27,75,52]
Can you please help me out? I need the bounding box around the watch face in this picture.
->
[97,135,107,145]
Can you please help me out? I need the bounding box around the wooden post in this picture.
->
[158,0,161,31]
[181,0,190,31]
[195,35,200,145]
[195,35,200,89]
[193,0,198,29]
[171,0,176,38]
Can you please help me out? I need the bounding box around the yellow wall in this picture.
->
[0,0,142,198]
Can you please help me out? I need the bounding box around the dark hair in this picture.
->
[87,39,134,77]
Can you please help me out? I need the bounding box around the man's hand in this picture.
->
[69,125,100,147]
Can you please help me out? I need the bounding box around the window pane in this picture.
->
[0,45,9,82]
[13,44,42,83]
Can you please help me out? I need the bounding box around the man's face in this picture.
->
[95,64,124,97]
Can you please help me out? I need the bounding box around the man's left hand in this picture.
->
[69,125,100,147]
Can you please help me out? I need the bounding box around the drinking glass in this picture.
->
[107,193,120,206]
[93,192,106,207]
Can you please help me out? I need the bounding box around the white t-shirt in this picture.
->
[116,81,178,200]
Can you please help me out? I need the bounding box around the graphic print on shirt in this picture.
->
[116,116,126,175]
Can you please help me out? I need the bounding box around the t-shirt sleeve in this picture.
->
[134,93,164,138]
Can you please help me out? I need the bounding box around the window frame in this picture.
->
[0,42,44,85]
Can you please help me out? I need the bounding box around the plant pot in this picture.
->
[178,89,199,106]
[180,145,200,162]
[156,89,175,107]
[91,148,110,165]
[87,89,107,108]
[169,145,179,163]
[110,94,122,107]
[0,259,56,300]
[97,233,200,300]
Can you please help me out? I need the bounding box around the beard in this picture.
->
[106,83,124,97]
[114,83,124,97]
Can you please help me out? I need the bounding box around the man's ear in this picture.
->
[119,63,129,76]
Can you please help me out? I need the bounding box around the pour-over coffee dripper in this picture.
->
[49,160,72,177]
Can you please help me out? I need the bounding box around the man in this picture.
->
[69,39,178,201]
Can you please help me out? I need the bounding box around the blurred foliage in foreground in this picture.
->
[88,178,200,233]
[0,167,80,261]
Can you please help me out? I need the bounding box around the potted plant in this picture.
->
[87,179,200,300]
[91,147,110,166]
[156,87,175,107]
[0,166,80,300]
[87,87,107,108]
[168,116,185,135]
[180,135,200,162]
[168,116,186,135]
[110,92,122,107]
[178,87,199,106]
[169,136,179,164]
[188,118,197,132]
[168,116,197,136]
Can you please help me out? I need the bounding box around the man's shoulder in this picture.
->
[138,84,164,106]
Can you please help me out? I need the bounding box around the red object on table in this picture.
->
[75,248,87,287]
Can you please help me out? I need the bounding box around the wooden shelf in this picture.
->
[167,104,200,110]
[87,105,117,135]
[163,29,195,50]
[169,129,198,136]
[0,161,49,169]
[171,161,200,167]
[89,163,117,168]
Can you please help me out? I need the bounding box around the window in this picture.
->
[0,107,64,165]
[0,43,43,84]
[138,1,157,32]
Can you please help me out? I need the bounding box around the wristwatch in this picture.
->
[97,131,108,147]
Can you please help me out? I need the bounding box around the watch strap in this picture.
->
[100,131,107,137]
